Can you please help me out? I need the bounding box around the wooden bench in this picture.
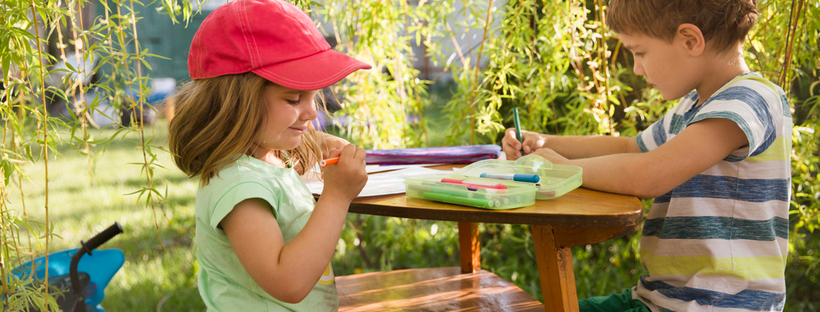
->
[337,267,544,311]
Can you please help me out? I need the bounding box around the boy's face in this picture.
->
[256,84,320,151]
[620,32,699,101]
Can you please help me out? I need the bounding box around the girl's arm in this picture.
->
[501,128,640,160]
[221,145,367,303]
[532,118,748,199]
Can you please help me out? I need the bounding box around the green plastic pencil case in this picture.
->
[404,155,583,209]
[404,174,539,210]
[454,154,583,200]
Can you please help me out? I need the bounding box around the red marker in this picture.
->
[320,157,339,166]
[441,178,507,189]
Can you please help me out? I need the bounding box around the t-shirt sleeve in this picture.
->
[209,181,279,231]
[689,86,776,162]
[635,113,672,153]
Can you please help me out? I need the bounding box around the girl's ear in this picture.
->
[676,23,705,56]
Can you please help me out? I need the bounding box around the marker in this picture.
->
[422,192,494,208]
[320,157,339,166]
[441,178,465,184]
[513,107,524,155]
[442,182,486,191]
[440,178,507,189]
[439,181,504,192]
[480,188,508,194]
[421,181,466,189]
[420,182,475,198]
[480,173,540,183]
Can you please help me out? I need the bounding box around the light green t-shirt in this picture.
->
[195,155,338,311]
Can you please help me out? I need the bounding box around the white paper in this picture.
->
[307,167,453,197]
[365,164,439,174]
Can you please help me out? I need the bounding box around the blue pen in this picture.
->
[480,173,540,183]
[513,107,524,155]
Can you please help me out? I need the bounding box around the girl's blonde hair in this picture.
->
[168,72,323,186]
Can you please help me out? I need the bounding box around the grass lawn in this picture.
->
[8,120,205,311]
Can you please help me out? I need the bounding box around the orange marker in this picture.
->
[320,157,339,166]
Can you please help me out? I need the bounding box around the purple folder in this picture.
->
[365,145,501,165]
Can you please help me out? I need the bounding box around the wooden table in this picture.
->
[336,165,644,312]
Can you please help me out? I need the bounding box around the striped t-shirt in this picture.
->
[633,73,792,312]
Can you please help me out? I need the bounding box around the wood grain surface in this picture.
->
[337,267,545,312]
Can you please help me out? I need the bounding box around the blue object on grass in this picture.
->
[13,248,125,311]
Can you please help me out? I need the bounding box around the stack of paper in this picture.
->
[307,166,453,197]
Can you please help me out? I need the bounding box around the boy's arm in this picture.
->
[502,128,641,160]
[541,134,642,158]
[534,118,748,199]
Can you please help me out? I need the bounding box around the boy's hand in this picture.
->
[502,128,546,160]
[531,147,568,164]
[320,144,367,203]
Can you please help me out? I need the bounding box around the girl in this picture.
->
[167,0,371,310]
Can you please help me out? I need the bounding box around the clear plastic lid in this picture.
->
[453,155,582,200]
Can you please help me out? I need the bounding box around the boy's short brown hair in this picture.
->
[606,0,759,53]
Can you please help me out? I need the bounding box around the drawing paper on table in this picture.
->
[307,167,453,197]
[303,164,438,184]
[365,164,439,174]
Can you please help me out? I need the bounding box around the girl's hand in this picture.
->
[321,144,367,202]
[318,132,350,159]
[502,128,547,160]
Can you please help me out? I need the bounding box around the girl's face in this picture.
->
[255,84,319,152]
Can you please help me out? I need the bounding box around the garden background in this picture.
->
[2,0,818,310]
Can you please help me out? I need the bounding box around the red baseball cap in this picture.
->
[188,0,371,90]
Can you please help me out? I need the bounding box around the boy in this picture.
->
[502,0,791,311]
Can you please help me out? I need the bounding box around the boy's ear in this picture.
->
[676,23,705,56]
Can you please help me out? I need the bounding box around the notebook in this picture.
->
[365,145,501,165]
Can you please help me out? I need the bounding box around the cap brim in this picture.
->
[252,49,372,91]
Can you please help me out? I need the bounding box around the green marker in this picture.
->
[513,107,524,155]
[422,192,492,208]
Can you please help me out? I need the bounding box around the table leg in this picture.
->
[532,225,579,312]
[457,221,480,273]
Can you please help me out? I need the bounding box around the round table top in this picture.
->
[348,165,644,228]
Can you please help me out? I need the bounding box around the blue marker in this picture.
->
[480,173,540,183]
